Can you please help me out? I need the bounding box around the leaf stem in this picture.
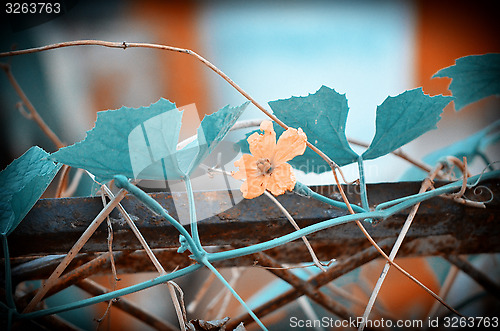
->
[357,157,373,223]
[183,176,204,253]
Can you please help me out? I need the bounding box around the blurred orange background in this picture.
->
[1,1,499,330]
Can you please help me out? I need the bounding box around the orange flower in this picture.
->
[232,120,307,199]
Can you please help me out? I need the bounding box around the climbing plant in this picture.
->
[1,42,499,330]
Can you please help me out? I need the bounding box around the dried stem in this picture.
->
[61,168,85,198]
[167,281,187,331]
[358,163,461,330]
[0,62,64,149]
[55,165,71,198]
[23,189,127,313]
[263,191,327,272]
[100,184,166,275]
[426,265,459,321]
[1,62,73,196]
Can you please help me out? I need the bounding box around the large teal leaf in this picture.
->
[0,146,61,236]
[267,85,358,173]
[51,98,248,182]
[362,88,453,161]
[401,119,500,180]
[52,98,181,182]
[433,53,500,110]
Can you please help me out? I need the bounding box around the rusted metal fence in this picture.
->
[2,179,500,330]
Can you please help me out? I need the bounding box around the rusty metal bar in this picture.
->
[4,180,499,261]
[4,180,500,262]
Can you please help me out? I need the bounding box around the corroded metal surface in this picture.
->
[4,179,500,261]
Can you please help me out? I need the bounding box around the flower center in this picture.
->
[256,158,273,175]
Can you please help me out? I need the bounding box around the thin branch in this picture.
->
[100,184,166,275]
[1,62,73,196]
[0,62,64,149]
[263,191,327,272]
[426,266,459,321]
[167,281,187,331]
[0,40,341,174]
[61,168,84,198]
[204,269,241,319]
[23,189,128,313]
[55,165,71,198]
[358,163,462,330]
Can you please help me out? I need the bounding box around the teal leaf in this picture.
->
[401,119,500,180]
[267,85,358,173]
[0,146,61,236]
[362,88,453,161]
[52,98,181,183]
[52,98,248,182]
[433,53,500,110]
[178,102,249,175]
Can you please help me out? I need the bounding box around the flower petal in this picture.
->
[267,163,296,196]
[240,174,267,199]
[232,154,258,180]
[248,120,276,159]
[274,127,307,165]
